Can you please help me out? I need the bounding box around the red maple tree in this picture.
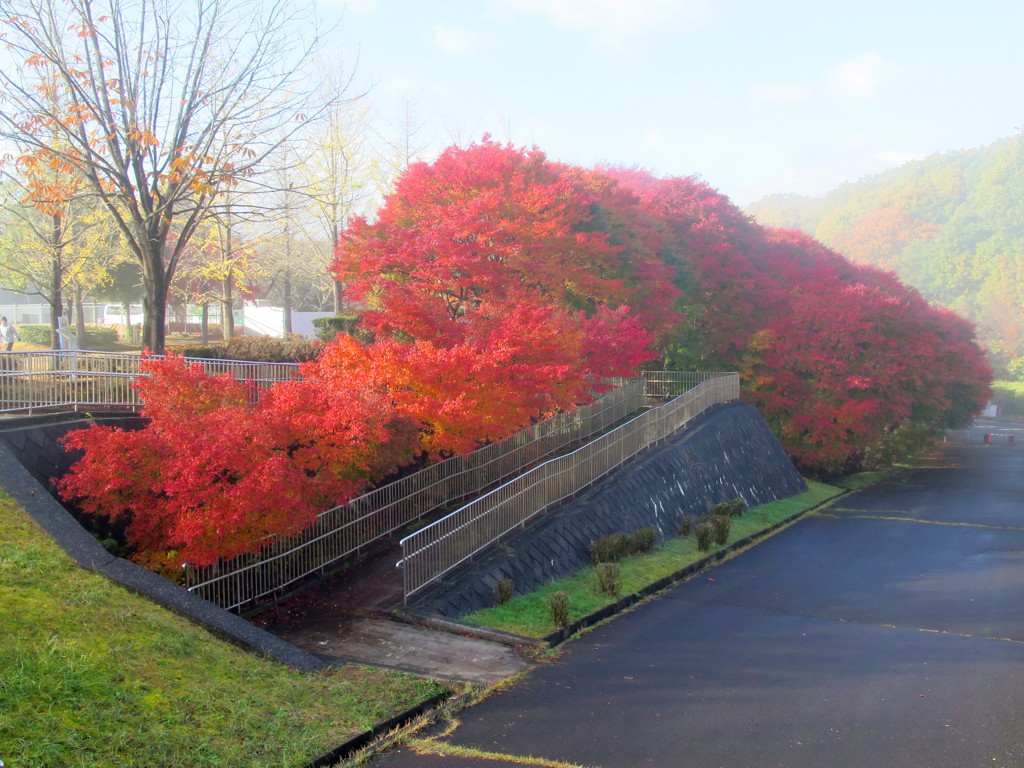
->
[59,142,994,570]
[58,352,418,569]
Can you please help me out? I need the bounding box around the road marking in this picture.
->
[814,511,1024,532]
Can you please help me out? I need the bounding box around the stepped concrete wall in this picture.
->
[412,402,806,619]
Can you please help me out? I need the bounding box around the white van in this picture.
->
[102,304,145,325]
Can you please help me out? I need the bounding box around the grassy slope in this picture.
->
[464,480,844,638]
[0,492,447,768]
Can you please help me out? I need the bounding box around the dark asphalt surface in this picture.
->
[367,423,1024,768]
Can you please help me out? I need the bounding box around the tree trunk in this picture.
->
[50,214,63,350]
[121,301,131,340]
[222,271,235,341]
[74,283,86,342]
[140,243,168,353]
[201,303,209,343]
[283,267,293,335]
[332,217,344,313]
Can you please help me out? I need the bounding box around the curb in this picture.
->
[303,691,454,768]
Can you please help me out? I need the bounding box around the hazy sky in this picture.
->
[320,0,1023,206]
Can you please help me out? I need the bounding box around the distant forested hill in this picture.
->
[746,137,1024,375]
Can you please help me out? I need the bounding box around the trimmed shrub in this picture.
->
[179,336,320,363]
[727,498,747,517]
[678,517,693,536]
[313,313,364,343]
[627,527,657,554]
[695,521,714,551]
[590,527,658,563]
[168,321,222,336]
[17,324,122,346]
[16,324,51,345]
[590,532,629,563]
[496,578,514,605]
[595,562,620,596]
[711,497,747,518]
[548,591,570,629]
[82,325,120,344]
[710,514,731,545]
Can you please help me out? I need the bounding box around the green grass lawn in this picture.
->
[464,480,845,638]
[0,492,448,768]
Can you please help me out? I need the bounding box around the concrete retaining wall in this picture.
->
[412,402,806,619]
[0,414,146,499]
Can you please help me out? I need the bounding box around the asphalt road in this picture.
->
[367,426,1024,768]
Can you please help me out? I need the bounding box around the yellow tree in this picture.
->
[173,204,263,342]
[0,0,350,352]
[0,142,112,347]
[298,73,376,314]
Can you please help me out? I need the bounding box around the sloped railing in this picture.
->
[182,378,648,611]
[399,372,739,602]
[1,352,735,614]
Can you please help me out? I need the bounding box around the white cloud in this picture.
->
[432,23,477,56]
[496,0,713,47]
[748,82,812,107]
[824,52,899,102]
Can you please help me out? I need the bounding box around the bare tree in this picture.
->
[375,87,432,195]
[257,153,307,332]
[0,0,353,352]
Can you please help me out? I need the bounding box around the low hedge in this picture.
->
[312,313,367,343]
[12,324,119,345]
[179,336,321,363]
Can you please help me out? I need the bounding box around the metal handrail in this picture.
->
[181,377,650,610]
[0,351,735,613]
[399,372,740,602]
[0,349,299,413]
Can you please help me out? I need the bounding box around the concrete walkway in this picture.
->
[253,544,533,685]
[368,425,1024,767]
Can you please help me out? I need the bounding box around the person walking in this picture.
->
[0,316,20,351]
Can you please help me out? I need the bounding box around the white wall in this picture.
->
[241,305,333,339]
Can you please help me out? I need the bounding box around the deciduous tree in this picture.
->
[58,351,418,569]
[0,0,349,352]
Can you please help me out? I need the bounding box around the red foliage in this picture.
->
[729,228,990,472]
[606,170,990,473]
[60,140,995,569]
[58,353,417,569]
[336,137,679,346]
[312,303,654,456]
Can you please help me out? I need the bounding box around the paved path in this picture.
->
[368,429,1024,767]
[253,545,532,685]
